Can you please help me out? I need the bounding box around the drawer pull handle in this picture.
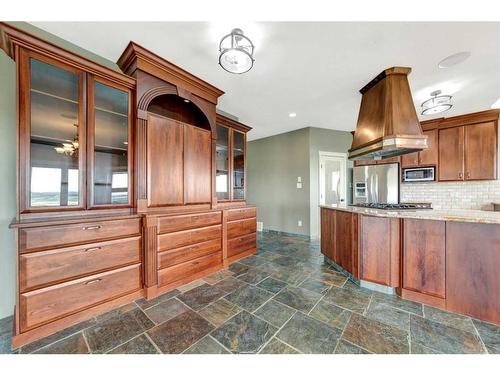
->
[85,278,102,285]
[83,225,102,230]
[84,246,101,252]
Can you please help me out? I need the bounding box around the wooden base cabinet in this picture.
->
[446,222,500,324]
[226,207,257,262]
[402,219,446,306]
[359,215,400,287]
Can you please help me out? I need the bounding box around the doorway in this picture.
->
[319,152,347,206]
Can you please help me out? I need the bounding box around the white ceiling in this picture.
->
[31,22,500,141]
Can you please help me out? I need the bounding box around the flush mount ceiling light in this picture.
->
[421,90,453,115]
[219,28,255,74]
[438,52,471,68]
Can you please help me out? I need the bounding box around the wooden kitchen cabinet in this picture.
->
[401,129,438,168]
[439,121,497,181]
[402,219,446,305]
[359,215,400,287]
[464,121,497,180]
[320,208,336,261]
[335,211,359,277]
[446,222,500,324]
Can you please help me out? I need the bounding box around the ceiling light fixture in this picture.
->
[183,99,190,103]
[421,90,453,115]
[438,52,471,68]
[289,112,297,118]
[219,28,255,74]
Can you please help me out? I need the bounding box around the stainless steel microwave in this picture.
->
[402,167,435,182]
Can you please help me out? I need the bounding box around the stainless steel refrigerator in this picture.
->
[352,163,399,204]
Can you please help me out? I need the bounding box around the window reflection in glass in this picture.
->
[29,58,80,207]
[233,131,245,199]
[216,126,229,200]
[93,82,129,205]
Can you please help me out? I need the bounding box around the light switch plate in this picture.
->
[298,220,302,227]
[296,182,302,189]
[297,176,302,182]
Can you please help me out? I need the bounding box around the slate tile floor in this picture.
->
[1,231,499,354]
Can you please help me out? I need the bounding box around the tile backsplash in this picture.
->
[401,180,500,210]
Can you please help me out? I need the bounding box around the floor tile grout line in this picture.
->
[144,332,163,354]
[28,329,85,354]
[81,329,92,354]
[256,311,303,354]
[103,331,149,354]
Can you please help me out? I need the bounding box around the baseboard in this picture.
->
[262,229,311,239]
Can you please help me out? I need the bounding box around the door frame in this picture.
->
[318,151,347,239]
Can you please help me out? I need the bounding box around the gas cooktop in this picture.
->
[351,203,432,210]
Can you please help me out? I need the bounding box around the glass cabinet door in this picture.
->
[91,80,130,206]
[232,130,245,200]
[216,125,230,200]
[29,57,83,208]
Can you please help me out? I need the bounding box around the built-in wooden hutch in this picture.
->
[0,23,257,348]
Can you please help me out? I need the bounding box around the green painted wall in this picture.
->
[0,22,120,319]
[247,127,353,237]
[0,49,17,320]
[247,128,311,236]
[308,127,353,238]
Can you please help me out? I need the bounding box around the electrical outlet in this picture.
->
[296,182,302,189]
[298,220,302,227]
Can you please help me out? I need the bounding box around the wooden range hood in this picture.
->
[348,67,428,160]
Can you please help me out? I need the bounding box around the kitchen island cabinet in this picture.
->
[320,205,500,325]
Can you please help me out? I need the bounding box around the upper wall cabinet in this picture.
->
[439,121,497,181]
[216,114,252,202]
[16,46,135,215]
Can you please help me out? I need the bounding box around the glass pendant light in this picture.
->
[219,28,255,74]
[421,90,453,115]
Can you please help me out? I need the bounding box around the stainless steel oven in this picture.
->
[402,167,435,182]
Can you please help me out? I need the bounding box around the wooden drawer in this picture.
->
[157,225,221,252]
[19,264,141,331]
[227,218,257,239]
[227,207,256,222]
[19,218,141,252]
[158,252,221,287]
[228,233,256,258]
[158,238,221,270]
[158,211,221,234]
[19,236,141,292]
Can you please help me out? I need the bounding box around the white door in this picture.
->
[319,152,347,206]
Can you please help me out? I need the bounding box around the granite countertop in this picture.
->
[319,204,500,224]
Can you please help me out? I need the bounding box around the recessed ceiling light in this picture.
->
[492,97,500,109]
[289,112,297,118]
[438,52,471,68]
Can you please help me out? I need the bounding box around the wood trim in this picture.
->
[226,247,257,264]
[143,216,158,290]
[216,113,252,133]
[11,289,144,348]
[222,210,229,267]
[0,22,135,88]
[400,288,446,309]
[420,109,500,130]
[117,42,223,104]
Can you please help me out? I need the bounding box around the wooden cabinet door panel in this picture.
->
[19,264,141,331]
[158,211,221,234]
[227,207,257,222]
[147,114,184,206]
[320,208,335,260]
[228,233,257,258]
[401,152,419,168]
[184,125,212,203]
[335,211,355,274]
[446,222,500,324]
[403,219,446,298]
[157,238,221,270]
[157,225,222,252]
[19,218,141,253]
[438,126,464,181]
[360,215,391,286]
[419,129,438,166]
[158,252,221,287]
[227,218,257,239]
[19,236,141,291]
[464,122,497,180]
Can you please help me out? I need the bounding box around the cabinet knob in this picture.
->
[458,172,463,179]
[466,171,470,179]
